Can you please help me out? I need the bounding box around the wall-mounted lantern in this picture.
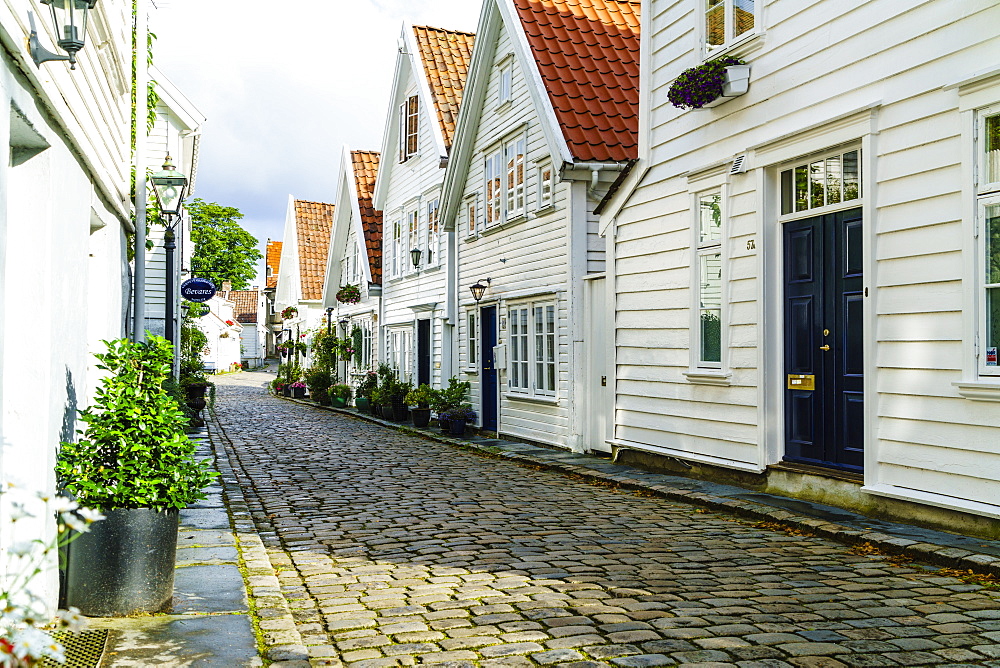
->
[470,278,491,303]
[30,0,98,70]
[410,247,422,269]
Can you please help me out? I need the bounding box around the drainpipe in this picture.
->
[132,0,148,343]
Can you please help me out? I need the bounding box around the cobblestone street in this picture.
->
[210,373,1000,668]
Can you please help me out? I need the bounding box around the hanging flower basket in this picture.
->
[667,56,749,110]
[336,284,361,304]
[281,306,298,320]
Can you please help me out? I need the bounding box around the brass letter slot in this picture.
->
[787,374,816,391]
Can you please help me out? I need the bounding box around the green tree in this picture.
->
[187,198,262,290]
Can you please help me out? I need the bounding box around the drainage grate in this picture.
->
[39,630,109,668]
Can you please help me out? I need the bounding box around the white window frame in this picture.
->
[485,150,503,227]
[386,327,414,381]
[978,194,1000,377]
[703,0,758,57]
[505,137,527,219]
[426,198,440,267]
[399,95,419,162]
[407,208,419,275]
[465,195,479,238]
[506,300,557,396]
[537,162,554,210]
[466,310,478,370]
[980,106,1000,196]
[498,61,513,106]
[694,190,724,370]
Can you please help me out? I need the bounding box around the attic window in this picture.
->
[399,95,419,162]
[498,64,513,106]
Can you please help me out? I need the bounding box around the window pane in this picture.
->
[988,115,1000,184]
[699,193,721,244]
[780,170,793,215]
[810,160,825,209]
[700,252,722,364]
[734,0,754,36]
[706,0,724,46]
[843,150,860,201]
[988,205,1000,285]
[826,155,842,205]
[795,165,809,211]
[701,310,722,364]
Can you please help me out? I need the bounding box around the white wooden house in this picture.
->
[321,149,383,383]
[142,68,204,364]
[0,0,134,605]
[199,294,243,373]
[274,196,336,358]
[373,24,474,388]
[599,0,1000,532]
[221,288,267,366]
[439,0,639,449]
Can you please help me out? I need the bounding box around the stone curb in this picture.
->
[279,394,1000,579]
[207,411,314,667]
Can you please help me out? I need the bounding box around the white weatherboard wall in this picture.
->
[0,0,132,604]
[449,10,605,451]
[604,0,1000,520]
[376,36,450,388]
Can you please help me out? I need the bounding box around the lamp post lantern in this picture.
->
[470,278,491,303]
[151,154,189,354]
[410,247,422,269]
[30,0,98,69]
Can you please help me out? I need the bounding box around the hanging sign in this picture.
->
[181,277,217,303]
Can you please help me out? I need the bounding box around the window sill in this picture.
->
[504,392,559,406]
[535,204,556,215]
[953,380,1000,402]
[464,368,478,375]
[684,369,732,386]
[482,215,527,237]
[703,31,764,63]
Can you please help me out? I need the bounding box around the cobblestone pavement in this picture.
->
[211,374,1000,668]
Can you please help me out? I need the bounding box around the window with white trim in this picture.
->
[386,328,413,381]
[498,63,513,106]
[426,198,440,267]
[780,149,861,215]
[485,150,503,226]
[978,109,1000,376]
[507,301,557,395]
[467,310,478,368]
[697,192,723,367]
[506,138,526,218]
[388,219,403,279]
[705,0,756,54]
[399,95,419,162]
[466,197,479,237]
[538,163,553,209]
[407,208,419,274]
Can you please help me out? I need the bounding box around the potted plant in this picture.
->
[432,377,471,431]
[354,370,377,412]
[336,283,362,304]
[440,406,477,437]
[56,336,218,616]
[391,379,413,422]
[304,368,334,405]
[289,381,307,399]
[370,385,388,418]
[667,56,749,110]
[281,305,298,319]
[405,384,436,428]
[330,383,352,408]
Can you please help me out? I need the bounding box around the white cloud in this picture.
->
[150,0,483,276]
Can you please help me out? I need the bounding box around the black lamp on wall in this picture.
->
[470,278,491,303]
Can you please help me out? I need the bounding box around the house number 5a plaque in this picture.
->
[746,239,756,251]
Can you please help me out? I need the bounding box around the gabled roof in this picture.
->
[413,25,476,151]
[294,200,335,301]
[222,290,259,324]
[266,240,282,289]
[351,151,383,285]
[513,0,640,162]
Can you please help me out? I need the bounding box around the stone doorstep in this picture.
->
[280,395,1000,579]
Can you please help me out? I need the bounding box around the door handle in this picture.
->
[820,345,831,351]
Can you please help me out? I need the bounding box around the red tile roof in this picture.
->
[413,25,476,152]
[513,0,640,162]
[266,240,282,289]
[294,200,335,301]
[351,151,383,285]
[221,290,259,324]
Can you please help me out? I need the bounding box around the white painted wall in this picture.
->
[604,0,1000,517]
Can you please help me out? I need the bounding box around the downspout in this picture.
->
[132,0,148,343]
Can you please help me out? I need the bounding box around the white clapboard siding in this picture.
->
[609,0,1000,512]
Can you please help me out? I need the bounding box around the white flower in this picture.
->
[60,513,89,533]
[48,496,78,514]
[76,507,105,524]
[7,503,32,522]
[6,542,35,558]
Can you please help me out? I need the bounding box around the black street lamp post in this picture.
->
[151,154,188,351]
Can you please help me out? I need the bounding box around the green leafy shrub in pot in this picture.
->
[431,377,471,415]
[56,336,218,510]
[355,370,377,399]
[405,383,435,408]
[304,367,334,405]
[330,384,352,401]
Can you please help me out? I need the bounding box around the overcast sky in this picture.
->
[151,0,483,285]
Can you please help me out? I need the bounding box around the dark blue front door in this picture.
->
[784,208,864,471]
[480,306,498,432]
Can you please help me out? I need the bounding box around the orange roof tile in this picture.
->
[351,151,383,285]
[294,200,335,301]
[266,240,282,289]
[221,290,259,324]
[513,0,640,162]
[413,25,476,152]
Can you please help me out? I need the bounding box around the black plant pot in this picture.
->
[449,418,467,437]
[369,402,380,417]
[292,387,306,399]
[184,383,208,414]
[63,508,179,617]
[392,399,408,422]
[411,407,431,429]
[355,397,370,412]
[381,404,394,420]
[282,386,291,397]
[439,417,450,434]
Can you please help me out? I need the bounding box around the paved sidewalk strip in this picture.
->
[209,371,1000,668]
